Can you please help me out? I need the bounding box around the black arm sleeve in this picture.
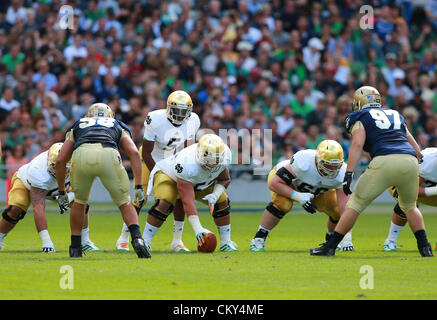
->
[275,167,295,185]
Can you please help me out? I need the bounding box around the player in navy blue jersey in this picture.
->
[55,103,151,258]
[310,86,433,257]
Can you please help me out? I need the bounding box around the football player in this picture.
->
[55,103,151,258]
[310,86,433,257]
[116,90,200,252]
[0,143,98,252]
[250,140,353,252]
[145,134,238,251]
[383,147,437,251]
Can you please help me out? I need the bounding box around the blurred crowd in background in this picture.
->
[0,0,437,180]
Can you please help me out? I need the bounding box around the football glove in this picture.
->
[196,229,211,247]
[57,191,70,214]
[133,185,145,210]
[291,191,317,214]
[343,171,353,196]
[202,193,219,206]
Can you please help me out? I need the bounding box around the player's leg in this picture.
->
[142,172,178,249]
[99,147,150,258]
[81,204,100,252]
[395,156,432,256]
[0,174,30,249]
[116,157,150,251]
[416,195,437,249]
[383,204,407,251]
[170,199,189,252]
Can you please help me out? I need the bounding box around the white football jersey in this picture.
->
[143,109,200,162]
[147,143,232,194]
[16,151,70,197]
[420,148,437,184]
[276,149,346,195]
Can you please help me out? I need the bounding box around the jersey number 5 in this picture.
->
[369,109,401,130]
[79,118,115,129]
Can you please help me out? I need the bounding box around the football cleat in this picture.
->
[250,238,266,252]
[132,237,151,259]
[82,240,100,252]
[337,241,354,252]
[0,243,6,250]
[419,243,434,257]
[42,245,55,253]
[69,246,83,258]
[220,241,239,252]
[310,243,336,256]
[116,238,130,251]
[383,240,398,252]
[171,242,190,252]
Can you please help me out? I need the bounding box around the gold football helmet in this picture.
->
[47,143,71,177]
[166,90,193,125]
[197,134,226,170]
[86,103,114,118]
[315,140,344,178]
[352,86,381,111]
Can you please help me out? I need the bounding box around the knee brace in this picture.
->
[329,216,339,224]
[393,203,407,220]
[212,199,231,218]
[2,206,26,224]
[148,200,172,222]
[266,202,286,219]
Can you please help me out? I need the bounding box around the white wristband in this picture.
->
[212,184,226,199]
[425,185,437,197]
[188,215,203,234]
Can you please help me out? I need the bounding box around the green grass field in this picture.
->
[1,202,436,300]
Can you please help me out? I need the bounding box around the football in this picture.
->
[197,232,217,253]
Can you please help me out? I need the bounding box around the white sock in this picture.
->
[218,224,231,244]
[0,232,6,246]
[39,230,53,247]
[120,223,130,241]
[387,221,404,243]
[81,227,89,244]
[142,222,159,245]
[172,220,184,243]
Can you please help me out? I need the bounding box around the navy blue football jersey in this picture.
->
[345,108,416,159]
[65,117,132,150]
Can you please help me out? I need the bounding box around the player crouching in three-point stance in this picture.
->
[250,140,353,252]
[0,143,98,252]
[383,147,437,251]
[55,103,151,258]
[116,90,200,252]
[146,134,238,251]
[310,86,433,257]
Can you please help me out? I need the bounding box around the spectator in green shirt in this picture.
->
[1,43,24,73]
[289,86,314,121]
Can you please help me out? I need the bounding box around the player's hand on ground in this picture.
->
[342,171,353,195]
[202,193,218,205]
[133,185,145,209]
[196,229,211,247]
[57,191,70,214]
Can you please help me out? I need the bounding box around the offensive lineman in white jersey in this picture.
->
[383,147,437,251]
[146,134,238,251]
[0,143,97,252]
[115,90,200,252]
[250,140,353,252]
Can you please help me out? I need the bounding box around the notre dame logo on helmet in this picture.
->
[145,115,152,125]
[175,163,183,173]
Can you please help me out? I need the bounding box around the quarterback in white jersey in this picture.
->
[116,90,200,252]
[250,140,353,252]
[384,147,437,251]
[0,143,98,252]
[146,134,238,252]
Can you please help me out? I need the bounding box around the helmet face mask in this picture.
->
[166,91,193,125]
[86,103,114,118]
[315,140,344,179]
[196,134,226,171]
[47,143,71,178]
[352,86,382,112]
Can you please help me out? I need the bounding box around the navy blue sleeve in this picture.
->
[117,120,133,138]
[345,111,362,133]
[63,120,79,141]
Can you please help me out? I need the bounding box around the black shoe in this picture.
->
[310,243,335,256]
[132,238,151,259]
[419,243,434,257]
[69,245,82,258]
